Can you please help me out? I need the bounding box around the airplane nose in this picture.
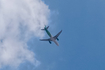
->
[57,43,59,46]
[56,42,59,46]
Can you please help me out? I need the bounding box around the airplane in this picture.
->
[40,26,62,46]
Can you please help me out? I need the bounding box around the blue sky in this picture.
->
[0,0,105,70]
[32,0,105,70]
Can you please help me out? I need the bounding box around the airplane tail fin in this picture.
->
[41,26,49,30]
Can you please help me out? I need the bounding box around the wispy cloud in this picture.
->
[0,0,50,68]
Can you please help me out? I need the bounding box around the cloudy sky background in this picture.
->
[0,0,105,70]
[0,0,50,69]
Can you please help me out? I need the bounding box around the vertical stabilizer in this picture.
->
[41,26,49,30]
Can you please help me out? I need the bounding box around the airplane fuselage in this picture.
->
[45,28,52,37]
[50,37,59,46]
[45,28,59,46]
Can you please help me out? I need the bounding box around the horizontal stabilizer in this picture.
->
[41,29,45,30]
[41,26,49,30]
[46,26,49,29]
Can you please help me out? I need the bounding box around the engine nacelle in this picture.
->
[49,41,51,44]
[57,38,59,41]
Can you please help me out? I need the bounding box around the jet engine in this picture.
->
[49,41,51,44]
[57,38,59,41]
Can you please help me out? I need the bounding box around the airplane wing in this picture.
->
[53,30,62,39]
[40,38,51,41]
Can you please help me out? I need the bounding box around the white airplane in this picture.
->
[40,26,62,46]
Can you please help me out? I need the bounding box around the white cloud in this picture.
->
[0,0,50,68]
